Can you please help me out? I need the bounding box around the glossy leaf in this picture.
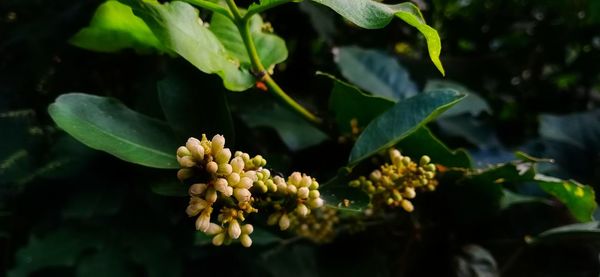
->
[334,46,417,101]
[535,175,597,222]
[321,175,370,213]
[324,72,394,134]
[311,0,444,75]
[70,0,164,53]
[424,79,491,117]
[534,222,600,243]
[48,93,179,169]
[349,89,465,164]
[396,127,472,168]
[121,0,255,91]
[209,12,288,70]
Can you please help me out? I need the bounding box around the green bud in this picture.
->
[419,155,431,166]
[267,212,281,226]
[261,169,271,179]
[403,187,416,199]
[425,172,435,179]
[177,146,191,158]
[217,163,233,175]
[309,180,319,190]
[279,213,290,230]
[425,164,436,172]
[349,180,361,187]
[266,179,277,192]
[308,198,324,208]
[401,200,414,212]
[309,190,320,199]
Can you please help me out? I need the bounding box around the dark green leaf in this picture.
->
[334,46,417,101]
[396,127,472,168]
[321,174,370,213]
[121,0,255,91]
[535,222,600,243]
[158,62,234,141]
[48,93,179,169]
[70,0,164,53]
[349,89,465,164]
[323,72,394,134]
[424,79,491,117]
[150,181,188,197]
[311,0,444,74]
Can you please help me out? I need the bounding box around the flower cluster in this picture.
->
[176,134,326,247]
[349,148,438,213]
[291,206,339,243]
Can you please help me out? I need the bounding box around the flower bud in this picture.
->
[206,223,223,235]
[278,213,290,230]
[300,176,312,187]
[234,188,251,202]
[296,203,309,216]
[186,200,207,216]
[238,177,253,189]
[287,184,297,194]
[425,171,435,179]
[402,156,411,166]
[266,179,277,192]
[228,219,241,239]
[309,190,320,199]
[243,171,257,181]
[215,148,232,164]
[230,157,245,173]
[308,198,324,209]
[214,178,231,196]
[206,161,218,174]
[261,169,271,179]
[425,164,436,172]
[274,176,287,192]
[186,138,205,160]
[369,170,382,181]
[267,212,281,226]
[403,187,416,199]
[217,163,233,175]
[256,181,268,193]
[309,180,319,190]
[189,183,207,195]
[289,172,302,186]
[252,155,266,167]
[240,234,252,247]
[205,188,218,203]
[390,149,402,164]
[227,172,240,186]
[212,233,225,246]
[177,168,194,181]
[401,200,414,212]
[241,224,254,234]
[420,155,431,166]
[177,146,191,158]
[195,207,212,232]
[211,135,225,154]
[297,187,309,199]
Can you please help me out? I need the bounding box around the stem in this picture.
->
[224,0,323,126]
[243,0,294,21]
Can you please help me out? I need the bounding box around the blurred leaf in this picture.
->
[349,90,465,165]
[323,72,394,134]
[247,0,295,15]
[453,245,499,277]
[158,62,234,141]
[311,0,444,74]
[500,189,549,210]
[210,12,288,70]
[62,186,125,219]
[535,221,600,243]
[48,93,179,169]
[299,1,337,42]
[321,175,370,213]
[436,114,501,149]
[70,0,164,53]
[396,127,472,168]
[539,110,600,151]
[150,181,188,197]
[121,0,255,91]
[9,228,101,277]
[76,247,133,277]
[425,79,491,117]
[535,175,597,222]
[334,46,418,101]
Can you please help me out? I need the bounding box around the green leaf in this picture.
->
[349,89,465,164]
[48,93,179,169]
[247,0,296,15]
[150,181,188,197]
[323,72,394,134]
[535,175,597,222]
[209,12,288,71]
[158,62,234,141]
[396,127,472,168]
[334,46,418,101]
[70,0,164,53]
[535,222,600,243]
[311,0,444,75]
[121,0,255,91]
[424,79,491,117]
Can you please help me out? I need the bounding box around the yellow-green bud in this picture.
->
[308,198,324,208]
[211,134,225,154]
[189,183,207,195]
[218,163,233,175]
[177,146,191,158]
[240,234,252,247]
[420,178,429,185]
[369,170,382,181]
[227,173,240,186]
[309,180,319,190]
[177,168,194,181]
[206,162,218,174]
[296,203,309,216]
[206,188,218,203]
[309,190,320,199]
[267,212,281,226]
[256,181,268,193]
[230,157,245,173]
[279,213,290,230]
[266,179,277,192]
[289,172,302,186]
[349,180,361,187]
[243,171,257,181]
[401,200,414,212]
[403,187,416,199]
[238,177,253,189]
[261,169,271,179]
[215,148,232,164]
[233,188,251,202]
[390,149,402,165]
[252,155,265,167]
[212,233,225,246]
[425,164,436,172]
[300,176,312,187]
[274,176,287,192]
[256,172,264,180]
[386,198,394,205]
[228,219,241,239]
[287,184,297,194]
[402,157,411,166]
[420,155,431,166]
[297,187,309,199]
[206,223,223,235]
[425,172,435,179]
[241,224,254,234]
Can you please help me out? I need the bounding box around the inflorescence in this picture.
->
[349,148,438,213]
[176,134,326,247]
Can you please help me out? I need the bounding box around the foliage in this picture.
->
[1,0,600,276]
